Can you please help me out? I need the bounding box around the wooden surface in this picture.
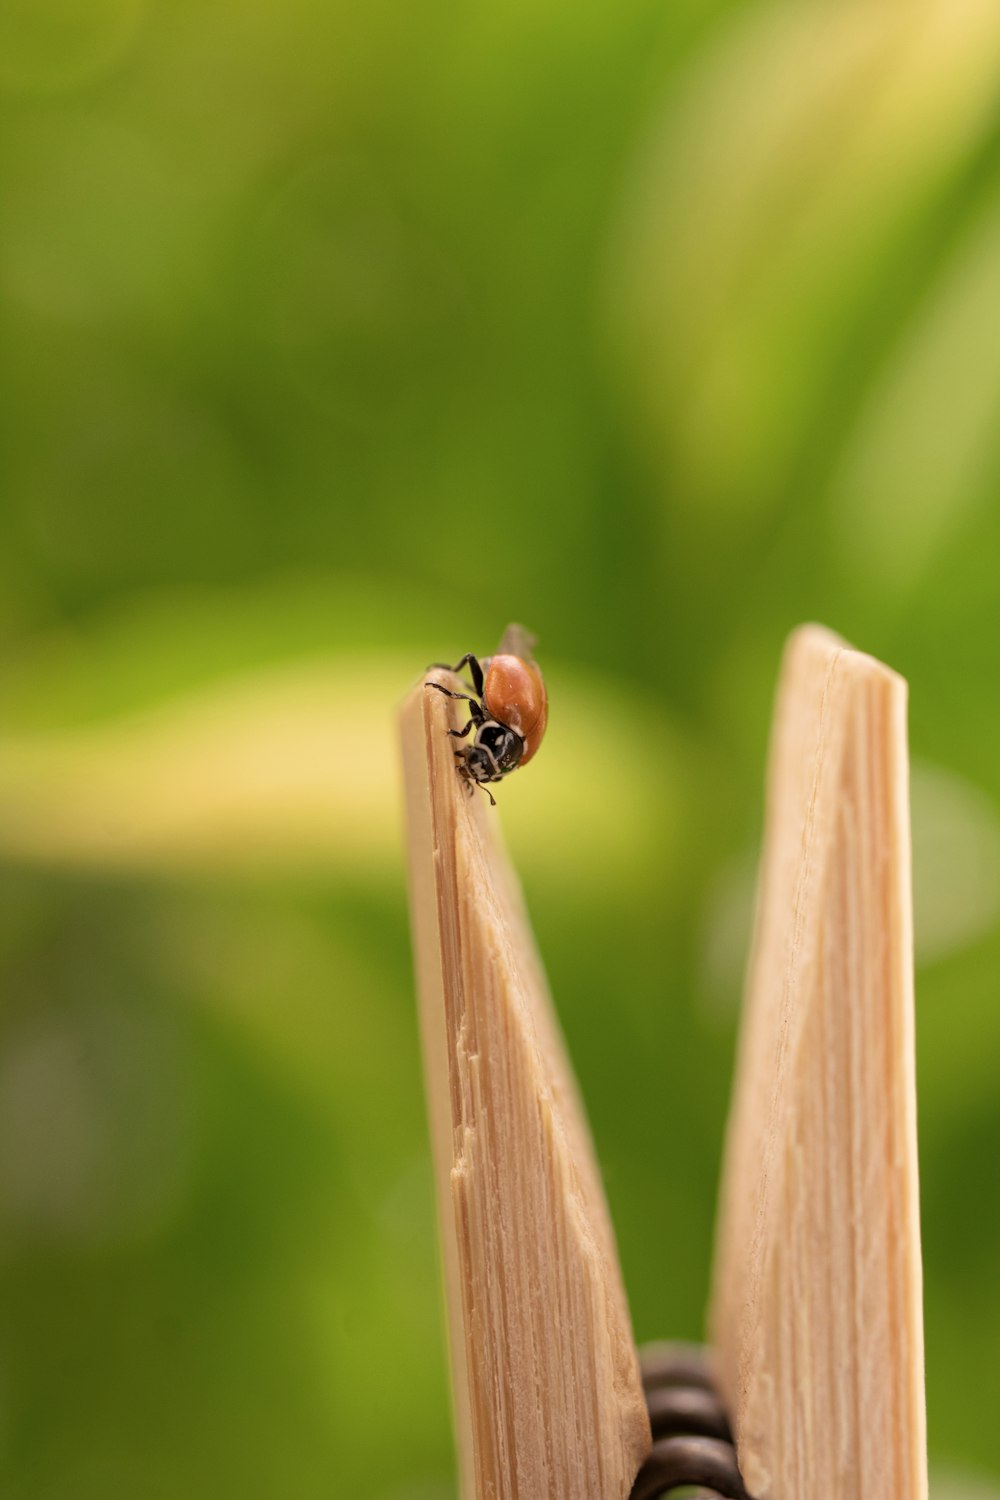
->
[400,671,650,1500]
[710,625,928,1500]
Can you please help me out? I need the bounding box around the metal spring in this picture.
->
[628,1343,753,1500]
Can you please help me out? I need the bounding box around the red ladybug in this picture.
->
[425,623,548,805]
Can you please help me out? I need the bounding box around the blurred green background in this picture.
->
[2,0,1000,1495]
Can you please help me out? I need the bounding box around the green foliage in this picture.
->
[2,0,1000,1493]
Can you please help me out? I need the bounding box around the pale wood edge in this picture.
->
[400,678,476,1500]
[400,671,650,1500]
[709,623,928,1499]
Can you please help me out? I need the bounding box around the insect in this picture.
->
[425,623,548,805]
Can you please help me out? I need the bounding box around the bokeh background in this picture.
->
[2,0,1000,1495]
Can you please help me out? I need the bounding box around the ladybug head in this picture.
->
[468,722,524,783]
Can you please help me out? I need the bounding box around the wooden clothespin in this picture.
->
[400,624,927,1500]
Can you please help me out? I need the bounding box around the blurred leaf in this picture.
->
[608,0,1000,522]
[830,190,1000,592]
[0,601,695,892]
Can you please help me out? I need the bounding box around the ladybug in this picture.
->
[425,623,548,805]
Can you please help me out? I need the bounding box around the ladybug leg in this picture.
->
[427,653,485,697]
[447,698,485,740]
[425,682,477,704]
[453,750,480,799]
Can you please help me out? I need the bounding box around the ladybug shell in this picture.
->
[483,653,548,766]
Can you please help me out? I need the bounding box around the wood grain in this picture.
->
[710,625,928,1500]
[401,670,650,1500]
